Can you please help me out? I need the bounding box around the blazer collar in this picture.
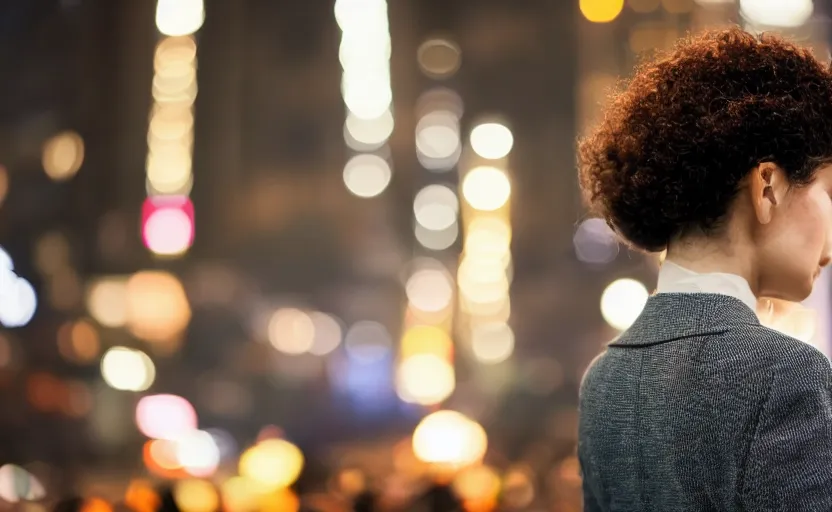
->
[609,293,760,347]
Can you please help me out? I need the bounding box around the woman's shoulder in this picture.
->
[719,323,832,385]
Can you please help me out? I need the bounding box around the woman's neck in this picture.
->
[666,237,759,295]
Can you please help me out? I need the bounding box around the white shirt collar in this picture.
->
[656,260,758,313]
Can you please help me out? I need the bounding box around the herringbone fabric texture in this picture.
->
[579,293,832,511]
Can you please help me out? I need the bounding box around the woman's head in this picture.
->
[578,27,832,301]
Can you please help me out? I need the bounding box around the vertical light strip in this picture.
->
[458,121,514,365]
[395,39,465,406]
[336,0,395,199]
[142,0,204,257]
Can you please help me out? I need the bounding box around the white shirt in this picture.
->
[656,260,758,313]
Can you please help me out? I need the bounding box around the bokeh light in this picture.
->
[0,166,8,208]
[173,479,219,512]
[125,270,191,344]
[101,347,156,392]
[406,267,454,314]
[135,394,198,440]
[452,465,501,505]
[412,410,487,467]
[415,220,459,250]
[417,38,462,78]
[57,319,100,364]
[344,321,393,363]
[470,322,515,364]
[86,277,128,327]
[156,0,205,36]
[42,131,84,181]
[469,123,513,160]
[0,272,37,328]
[462,166,511,211]
[142,196,195,256]
[239,439,304,491]
[396,353,455,405]
[221,477,262,512]
[416,110,461,160]
[580,0,625,23]
[343,154,392,198]
[308,312,343,356]
[344,110,394,150]
[0,464,45,503]
[739,0,813,28]
[414,184,459,231]
[268,308,315,355]
[600,278,649,330]
[574,218,619,264]
[175,430,221,477]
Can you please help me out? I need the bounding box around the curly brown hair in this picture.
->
[578,27,832,252]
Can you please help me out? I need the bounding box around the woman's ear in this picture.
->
[749,162,787,225]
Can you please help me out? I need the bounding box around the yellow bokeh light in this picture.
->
[173,479,219,512]
[600,278,649,330]
[42,131,84,181]
[465,217,511,257]
[452,465,501,503]
[396,353,455,405]
[458,257,510,307]
[400,325,453,359]
[126,271,191,344]
[462,166,511,212]
[260,489,300,512]
[221,477,261,512]
[580,0,625,22]
[239,439,304,491]
[412,410,487,467]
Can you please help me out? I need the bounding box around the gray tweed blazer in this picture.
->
[578,293,832,511]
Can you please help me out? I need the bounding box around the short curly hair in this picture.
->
[578,27,832,252]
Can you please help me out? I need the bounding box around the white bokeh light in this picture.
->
[101,346,156,392]
[156,0,205,37]
[739,0,813,28]
[600,278,649,331]
[470,122,514,160]
[462,166,511,211]
[0,275,37,328]
[176,429,221,477]
[406,268,455,313]
[414,184,459,231]
[343,154,392,198]
[416,111,461,160]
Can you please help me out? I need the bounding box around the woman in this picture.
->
[577,28,832,511]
